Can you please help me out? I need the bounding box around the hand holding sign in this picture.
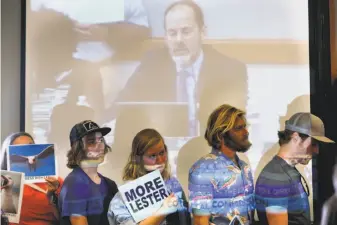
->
[45,177,60,193]
[156,193,178,216]
[119,170,170,223]
[8,144,57,183]
[1,170,25,223]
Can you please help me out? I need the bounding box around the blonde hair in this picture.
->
[123,129,171,181]
[204,104,245,149]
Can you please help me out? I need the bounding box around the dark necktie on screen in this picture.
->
[176,70,198,136]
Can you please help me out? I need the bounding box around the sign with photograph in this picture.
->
[7,144,57,183]
[118,170,169,223]
[1,170,25,223]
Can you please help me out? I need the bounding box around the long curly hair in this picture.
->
[123,129,171,181]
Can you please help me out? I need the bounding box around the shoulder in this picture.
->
[189,152,226,180]
[109,191,126,211]
[261,158,288,179]
[63,169,85,185]
[59,176,90,201]
[203,46,246,69]
[62,168,87,186]
[141,47,171,63]
[102,176,119,194]
[102,176,118,188]
[61,169,89,196]
[255,160,291,194]
[165,176,183,192]
[110,191,123,204]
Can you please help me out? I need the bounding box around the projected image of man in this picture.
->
[117,1,247,136]
[255,113,335,225]
[188,104,254,225]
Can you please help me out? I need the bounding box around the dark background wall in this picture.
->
[1,0,22,143]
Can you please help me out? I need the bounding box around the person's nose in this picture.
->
[243,128,249,137]
[93,141,104,151]
[175,31,183,43]
[312,145,319,154]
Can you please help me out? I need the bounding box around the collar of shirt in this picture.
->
[274,155,295,168]
[175,50,204,81]
[211,148,245,168]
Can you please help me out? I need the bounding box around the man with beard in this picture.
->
[58,120,118,225]
[114,1,247,136]
[188,104,255,225]
[255,113,335,225]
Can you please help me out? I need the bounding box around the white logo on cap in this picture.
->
[83,121,99,132]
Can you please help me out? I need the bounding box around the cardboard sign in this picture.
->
[7,144,57,183]
[118,170,169,223]
[1,170,25,223]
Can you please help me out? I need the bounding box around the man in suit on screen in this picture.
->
[115,0,248,136]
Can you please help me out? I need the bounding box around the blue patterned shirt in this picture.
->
[108,177,191,225]
[188,149,255,225]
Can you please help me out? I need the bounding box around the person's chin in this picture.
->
[237,142,252,153]
[159,167,165,173]
[300,158,312,165]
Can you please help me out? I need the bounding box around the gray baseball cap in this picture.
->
[285,112,335,143]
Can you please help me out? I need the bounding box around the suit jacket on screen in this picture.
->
[117,45,248,127]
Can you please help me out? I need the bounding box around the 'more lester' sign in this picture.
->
[119,170,169,222]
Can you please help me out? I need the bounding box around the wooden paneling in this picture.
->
[143,39,309,65]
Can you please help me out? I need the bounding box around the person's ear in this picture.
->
[200,25,207,40]
[291,132,300,143]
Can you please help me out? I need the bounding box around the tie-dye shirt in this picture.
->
[108,177,191,225]
[188,149,255,225]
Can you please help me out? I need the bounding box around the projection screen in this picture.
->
[25,0,312,220]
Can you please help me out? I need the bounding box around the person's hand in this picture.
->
[74,22,108,41]
[1,175,14,190]
[45,177,59,193]
[156,193,178,216]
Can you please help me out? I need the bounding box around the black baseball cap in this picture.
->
[69,120,111,146]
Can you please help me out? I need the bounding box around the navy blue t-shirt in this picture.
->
[59,167,117,225]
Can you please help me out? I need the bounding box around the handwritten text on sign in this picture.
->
[119,170,169,223]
